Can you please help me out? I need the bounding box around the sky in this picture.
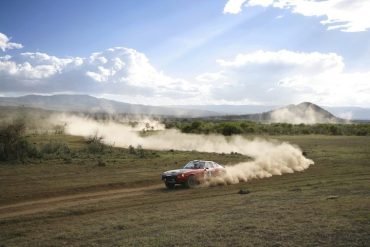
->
[0,0,370,107]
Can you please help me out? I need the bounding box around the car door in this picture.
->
[204,161,215,177]
[212,162,224,175]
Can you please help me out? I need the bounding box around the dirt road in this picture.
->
[0,184,163,219]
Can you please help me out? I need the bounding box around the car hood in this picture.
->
[163,169,193,176]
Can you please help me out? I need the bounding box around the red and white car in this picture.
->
[161,160,225,189]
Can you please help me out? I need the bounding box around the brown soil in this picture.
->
[0,184,162,219]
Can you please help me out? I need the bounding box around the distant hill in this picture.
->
[266,102,345,124]
[0,94,218,117]
[210,102,346,124]
[178,104,370,120]
[173,104,278,115]
[0,95,366,122]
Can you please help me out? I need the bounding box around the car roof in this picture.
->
[187,160,224,168]
[192,160,217,163]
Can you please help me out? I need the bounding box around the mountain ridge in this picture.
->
[176,103,370,120]
[0,94,366,122]
[0,94,219,117]
[207,102,346,124]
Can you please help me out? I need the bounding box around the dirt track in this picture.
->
[0,184,163,219]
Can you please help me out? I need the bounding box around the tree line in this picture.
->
[164,120,370,136]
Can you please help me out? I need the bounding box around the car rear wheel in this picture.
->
[165,182,175,189]
[185,175,198,188]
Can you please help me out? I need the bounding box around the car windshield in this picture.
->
[183,161,205,169]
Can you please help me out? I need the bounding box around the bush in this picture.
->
[219,123,243,136]
[128,145,135,154]
[42,140,70,155]
[97,158,106,167]
[53,124,66,135]
[27,143,42,159]
[356,128,368,136]
[0,122,40,162]
[136,145,145,158]
[86,134,105,153]
[181,121,204,134]
[40,140,71,162]
[329,125,340,135]
[63,156,72,164]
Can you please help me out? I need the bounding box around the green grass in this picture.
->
[0,135,369,246]
[0,134,249,204]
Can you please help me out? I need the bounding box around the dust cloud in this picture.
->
[270,107,336,124]
[56,114,314,185]
[268,103,342,124]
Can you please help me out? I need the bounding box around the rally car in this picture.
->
[161,160,225,189]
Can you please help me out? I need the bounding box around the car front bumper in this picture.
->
[162,174,177,183]
[162,174,188,184]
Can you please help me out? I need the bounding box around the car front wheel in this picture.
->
[185,175,198,188]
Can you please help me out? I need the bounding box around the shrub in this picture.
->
[86,133,105,153]
[136,145,145,158]
[53,124,66,135]
[181,121,204,133]
[97,158,106,167]
[27,143,42,159]
[128,145,135,154]
[220,123,243,136]
[0,122,40,161]
[356,128,368,136]
[42,140,70,155]
[41,140,71,162]
[329,125,340,135]
[63,156,72,164]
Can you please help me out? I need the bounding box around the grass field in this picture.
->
[0,134,369,246]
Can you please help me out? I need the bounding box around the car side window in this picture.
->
[206,162,213,169]
[184,161,194,169]
[198,162,205,169]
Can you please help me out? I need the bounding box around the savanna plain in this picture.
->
[0,122,369,246]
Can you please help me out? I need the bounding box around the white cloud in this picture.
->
[278,71,370,106]
[0,52,81,80]
[0,33,23,51]
[84,48,196,95]
[195,72,225,82]
[247,0,274,7]
[197,50,370,106]
[227,0,370,32]
[0,55,12,61]
[223,0,248,14]
[216,50,344,73]
[0,47,200,100]
[0,32,369,106]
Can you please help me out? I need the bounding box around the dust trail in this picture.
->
[56,115,314,184]
[268,103,345,124]
[270,107,337,124]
